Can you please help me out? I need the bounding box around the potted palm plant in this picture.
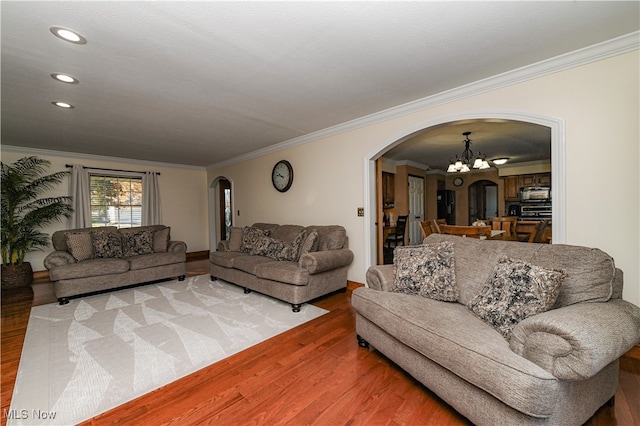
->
[1,156,73,289]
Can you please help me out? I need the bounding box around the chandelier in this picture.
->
[447,132,490,173]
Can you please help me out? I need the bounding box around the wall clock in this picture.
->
[453,177,464,187]
[272,160,294,192]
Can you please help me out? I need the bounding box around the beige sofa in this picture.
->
[210,223,353,312]
[44,225,186,304]
[352,233,640,426]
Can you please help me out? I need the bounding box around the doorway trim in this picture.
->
[363,111,565,272]
[208,175,234,253]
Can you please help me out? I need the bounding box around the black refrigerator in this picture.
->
[437,190,456,224]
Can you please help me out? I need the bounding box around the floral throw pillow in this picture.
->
[467,257,567,339]
[91,229,123,258]
[240,227,271,253]
[251,230,307,261]
[391,241,458,302]
[122,229,155,257]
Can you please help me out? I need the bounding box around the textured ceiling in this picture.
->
[1,2,638,167]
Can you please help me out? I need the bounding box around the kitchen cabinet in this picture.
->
[382,172,395,208]
[520,173,551,187]
[504,176,520,201]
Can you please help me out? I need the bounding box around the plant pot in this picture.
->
[1,262,34,289]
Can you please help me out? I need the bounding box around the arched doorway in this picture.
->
[208,176,233,252]
[364,111,565,271]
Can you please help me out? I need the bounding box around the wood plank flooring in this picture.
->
[2,260,639,425]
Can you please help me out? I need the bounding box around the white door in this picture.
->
[408,176,425,245]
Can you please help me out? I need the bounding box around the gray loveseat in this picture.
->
[210,223,354,312]
[352,233,640,426]
[44,225,187,304]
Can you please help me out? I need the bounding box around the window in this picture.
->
[90,174,143,228]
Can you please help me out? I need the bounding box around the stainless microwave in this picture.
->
[520,186,551,202]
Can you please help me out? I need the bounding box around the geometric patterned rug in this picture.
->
[7,275,327,425]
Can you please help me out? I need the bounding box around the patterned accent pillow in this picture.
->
[251,230,306,261]
[121,229,155,257]
[291,230,307,261]
[240,227,270,253]
[391,241,458,302]
[298,230,319,264]
[65,232,94,261]
[252,236,289,260]
[91,229,123,258]
[153,227,170,252]
[467,257,567,339]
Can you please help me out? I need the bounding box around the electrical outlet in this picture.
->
[357,207,364,217]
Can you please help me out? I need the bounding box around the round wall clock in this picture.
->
[453,177,464,187]
[272,160,294,192]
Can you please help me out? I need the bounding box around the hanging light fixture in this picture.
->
[447,132,490,173]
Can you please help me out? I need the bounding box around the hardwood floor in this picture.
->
[2,260,639,426]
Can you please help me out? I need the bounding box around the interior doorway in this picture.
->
[208,176,233,252]
[468,180,498,224]
[218,179,232,241]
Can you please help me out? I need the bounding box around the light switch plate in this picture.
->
[357,207,364,217]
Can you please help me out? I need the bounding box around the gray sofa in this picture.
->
[352,233,640,426]
[210,223,354,312]
[44,225,187,304]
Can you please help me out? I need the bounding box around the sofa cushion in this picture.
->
[240,226,271,253]
[466,257,566,339]
[153,227,170,252]
[307,225,347,251]
[424,234,615,307]
[269,224,305,243]
[228,226,243,251]
[352,287,559,418]
[121,228,155,257]
[391,241,458,302]
[91,229,123,258]
[65,232,94,261]
[49,258,130,281]
[255,261,310,285]
[127,252,186,271]
[232,255,277,275]
[210,251,248,268]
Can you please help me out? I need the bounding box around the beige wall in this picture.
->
[1,147,210,270]
[209,51,640,306]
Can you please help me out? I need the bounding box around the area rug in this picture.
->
[8,275,327,425]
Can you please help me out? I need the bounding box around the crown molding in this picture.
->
[1,145,206,171]
[207,31,639,171]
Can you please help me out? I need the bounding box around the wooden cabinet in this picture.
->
[504,176,520,201]
[520,173,551,187]
[382,172,395,208]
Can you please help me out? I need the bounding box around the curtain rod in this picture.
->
[65,164,160,175]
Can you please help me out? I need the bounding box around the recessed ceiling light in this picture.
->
[492,158,509,165]
[50,26,87,44]
[51,73,79,84]
[52,101,74,109]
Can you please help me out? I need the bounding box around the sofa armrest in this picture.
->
[365,265,395,292]
[217,240,230,252]
[299,249,353,274]
[167,241,187,253]
[509,299,640,380]
[43,251,76,269]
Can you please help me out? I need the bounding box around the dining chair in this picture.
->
[528,220,552,244]
[439,224,492,239]
[487,216,518,240]
[386,215,409,248]
[419,219,443,240]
